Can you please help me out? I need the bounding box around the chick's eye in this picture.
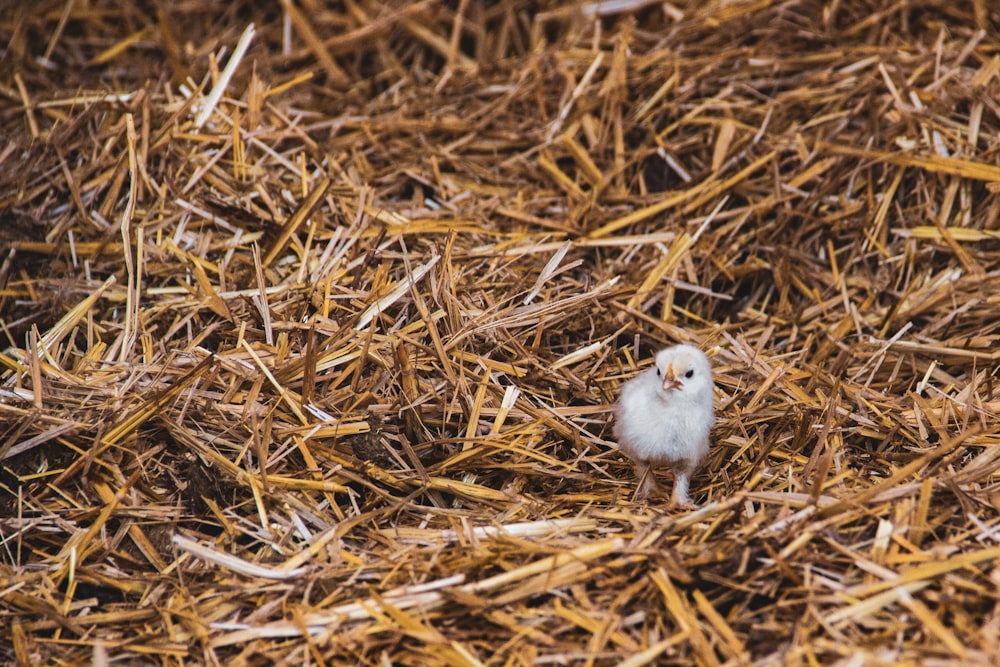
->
[684,369,694,379]
[656,369,661,376]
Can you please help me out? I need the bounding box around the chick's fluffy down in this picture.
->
[613,344,714,467]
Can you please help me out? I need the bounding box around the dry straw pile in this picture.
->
[2,1,1000,664]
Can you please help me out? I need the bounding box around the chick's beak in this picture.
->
[661,363,682,391]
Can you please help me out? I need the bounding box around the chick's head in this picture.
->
[653,344,713,399]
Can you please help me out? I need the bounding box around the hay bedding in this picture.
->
[2,0,1000,664]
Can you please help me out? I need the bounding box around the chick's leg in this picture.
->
[632,460,661,501]
[669,463,699,510]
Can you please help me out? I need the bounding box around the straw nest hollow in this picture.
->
[2,1,1000,665]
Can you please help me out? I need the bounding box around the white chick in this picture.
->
[614,344,714,507]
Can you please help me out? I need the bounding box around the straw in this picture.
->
[2,1,1000,664]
